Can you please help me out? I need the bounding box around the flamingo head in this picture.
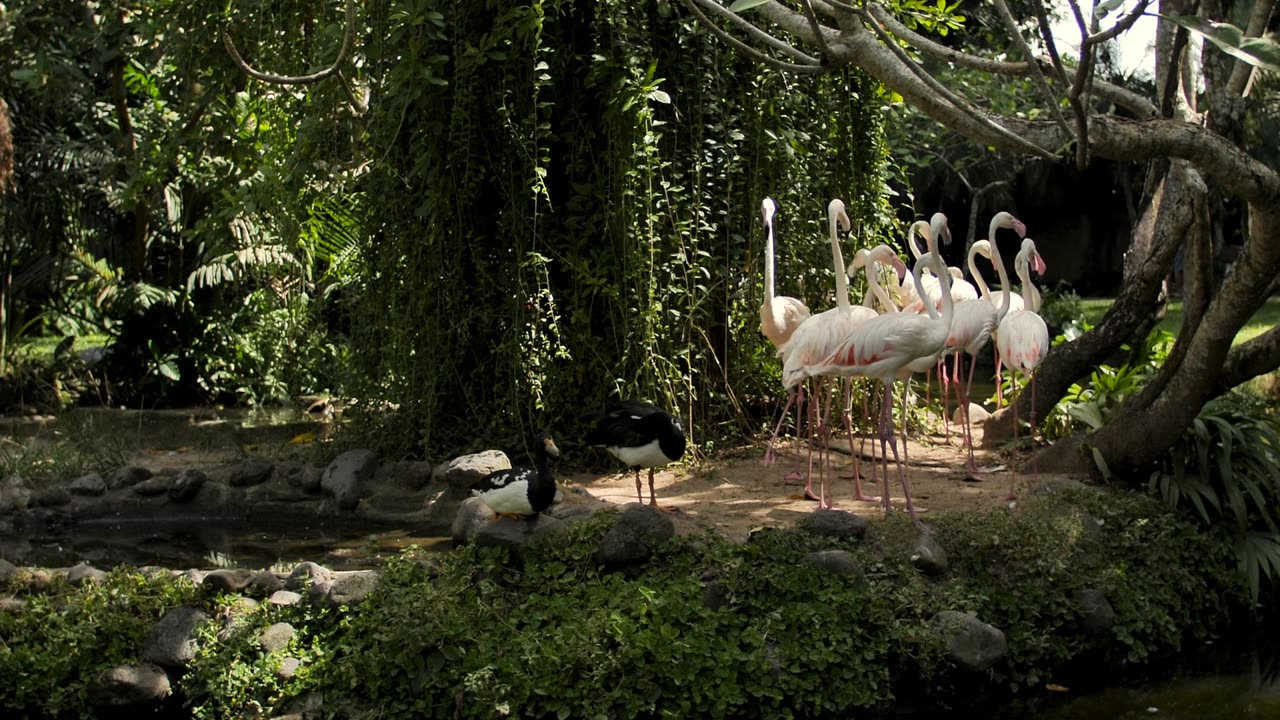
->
[846,247,871,277]
[991,211,1027,240]
[868,244,907,280]
[761,197,776,226]
[930,212,953,246]
[970,239,992,261]
[829,198,851,233]
[1021,238,1046,276]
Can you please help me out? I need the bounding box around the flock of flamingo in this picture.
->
[759,198,1049,528]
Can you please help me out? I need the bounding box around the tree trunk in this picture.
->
[1087,199,1280,472]
[982,159,1193,446]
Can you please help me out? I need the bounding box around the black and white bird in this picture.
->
[583,399,686,511]
[471,431,561,519]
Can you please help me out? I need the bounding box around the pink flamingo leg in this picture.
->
[843,378,880,502]
[961,352,982,478]
[994,349,1005,408]
[784,383,808,483]
[763,387,798,466]
[938,357,950,441]
[876,382,896,515]
[1004,371,1020,501]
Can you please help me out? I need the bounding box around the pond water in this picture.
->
[6,517,452,571]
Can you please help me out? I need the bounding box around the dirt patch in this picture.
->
[562,427,1091,542]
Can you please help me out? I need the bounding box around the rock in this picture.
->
[932,610,1008,673]
[910,534,949,576]
[473,514,566,560]
[228,458,275,488]
[376,460,435,490]
[203,568,256,594]
[143,605,208,669]
[803,550,866,582]
[32,487,72,508]
[0,557,15,582]
[268,590,303,607]
[0,475,32,512]
[132,476,173,497]
[67,563,108,587]
[796,509,869,541]
[259,622,296,653]
[321,449,378,511]
[952,403,991,425]
[288,562,333,591]
[248,570,285,597]
[168,469,208,502]
[451,497,497,545]
[434,450,510,491]
[216,596,262,642]
[596,504,675,568]
[179,569,208,585]
[702,580,730,610]
[1078,588,1116,636]
[0,596,26,614]
[69,473,107,496]
[323,570,380,608]
[297,466,323,494]
[87,663,171,708]
[109,466,153,490]
[21,569,55,594]
[275,656,302,681]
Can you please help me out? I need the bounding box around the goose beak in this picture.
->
[544,438,561,458]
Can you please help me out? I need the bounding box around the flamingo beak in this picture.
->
[941,225,954,246]
[1032,252,1046,276]
[1013,219,1027,238]
[891,256,907,281]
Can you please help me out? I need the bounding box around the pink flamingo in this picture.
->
[759,198,811,470]
[944,212,1027,478]
[804,226,956,528]
[778,199,887,507]
[995,238,1049,500]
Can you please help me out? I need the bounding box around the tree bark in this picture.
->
[982,159,1194,446]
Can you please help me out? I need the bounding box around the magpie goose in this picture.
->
[471,431,560,518]
[583,399,686,510]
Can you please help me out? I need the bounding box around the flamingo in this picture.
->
[994,238,1049,500]
[759,198,811,470]
[943,212,1027,478]
[800,225,956,528]
[899,213,974,440]
[778,199,884,507]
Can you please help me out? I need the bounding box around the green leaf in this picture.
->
[158,361,180,382]
[1159,14,1280,74]
[729,0,773,11]
[1095,0,1127,19]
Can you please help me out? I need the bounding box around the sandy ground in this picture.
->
[562,422,1089,542]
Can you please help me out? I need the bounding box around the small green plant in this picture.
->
[1149,392,1280,601]
[0,568,200,716]
[1038,284,1085,334]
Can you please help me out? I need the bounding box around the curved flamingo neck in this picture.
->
[1015,250,1037,311]
[866,259,898,313]
[906,220,928,261]
[968,242,992,302]
[764,211,777,302]
[829,206,851,310]
[986,215,1015,323]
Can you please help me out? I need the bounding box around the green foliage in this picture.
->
[1042,328,1174,440]
[0,568,200,717]
[1039,285,1085,334]
[345,0,899,458]
[180,594,344,719]
[0,413,132,487]
[1149,392,1280,601]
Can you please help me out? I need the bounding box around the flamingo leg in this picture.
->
[764,387,798,466]
[938,356,950,441]
[818,379,837,509]
[1031,372,1039,481]
[995,351,1005,408]
[634,469,643,504]
[877,381,897,515]
[962,351,982,478]
[1004,371,1020,501]
[801,379,821,501]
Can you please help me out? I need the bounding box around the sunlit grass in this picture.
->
[12,334,109,362]
[1080,298,1280,347]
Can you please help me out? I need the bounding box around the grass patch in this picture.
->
[1080,297,1280,346]
[9,334,109,364]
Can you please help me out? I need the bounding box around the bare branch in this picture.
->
[1088,0,1153,44]
[992,0,1074,144]
[685,0,822,65]
[223,0,356,86]
[1227,0,1277,96]
[798,0,832,63]
[859,7,1058,158]
[1031,0,1072,87]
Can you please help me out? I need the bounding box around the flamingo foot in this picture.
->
[783,470,805,482]
[763,448,777,466]
[853,490,882,503]
[648,499,678,512]
[803,487,822,502]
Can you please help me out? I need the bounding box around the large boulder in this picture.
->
[451,497,497,545]
[803,550,867,583]
[796,509,869,541]
[473,515,567,562]
[910,534,949,577]
[932,611,1008,673]
[434,450,510,491]
[143,605,208,669]
[87,663,171,708]
[321,450,378,510]
[168,469,208,503]
[228,458,275,488]
[108,466,153,490]
[596,504,675,568]
[68,473,107,496]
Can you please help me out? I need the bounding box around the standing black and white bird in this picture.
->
[583,400,686,511]
[471,431,561,519]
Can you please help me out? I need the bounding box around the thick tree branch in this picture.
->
[686,0,822,66]
[1219,326,1280,392]
[1227,0,1277,96]
[1089,0,1153,44]
[993,0,1073,138]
